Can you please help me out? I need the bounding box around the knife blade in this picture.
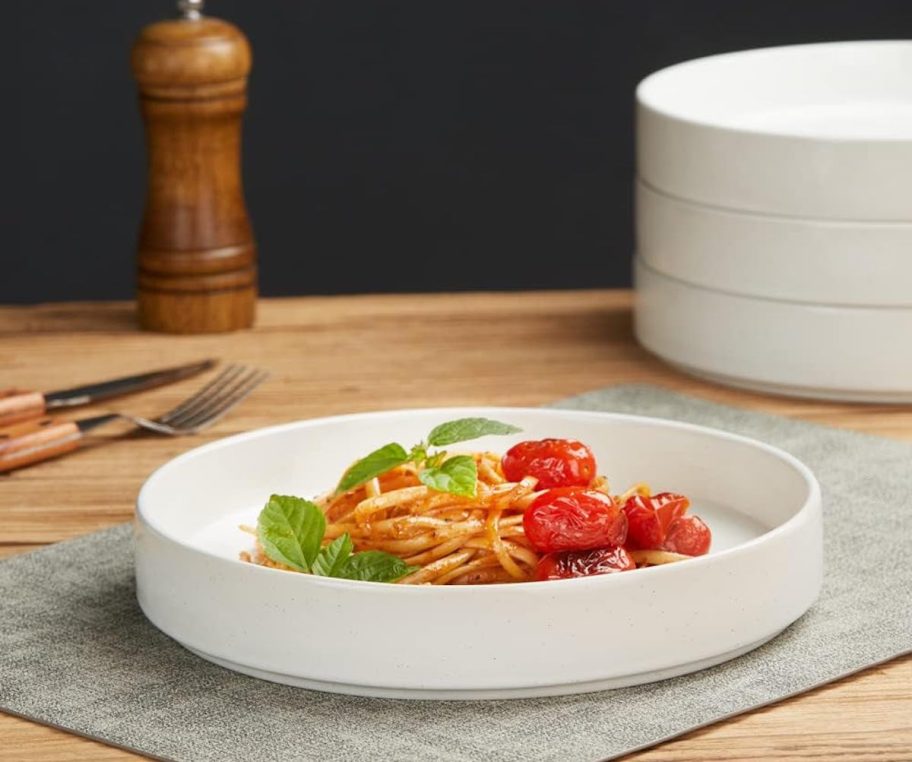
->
[0,359,215,426]
[44,359,216,408]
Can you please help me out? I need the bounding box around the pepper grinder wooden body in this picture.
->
[132,2,256,333]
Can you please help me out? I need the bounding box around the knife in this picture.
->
[0,359,215,427]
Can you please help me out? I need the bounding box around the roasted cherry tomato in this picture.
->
[622,496,664,550]
[534,546,635,580]
[622,492,690,549]
[501,438,596,489]
[523,488,626,554]
[663,515,711,556]
[653,493,690,533]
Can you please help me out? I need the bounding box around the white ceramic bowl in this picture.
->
[634,258,912,402]
[636,181,912,306]
[637,41,912,221]
[136,407,822,699]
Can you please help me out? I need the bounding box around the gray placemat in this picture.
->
[2,385,911,762]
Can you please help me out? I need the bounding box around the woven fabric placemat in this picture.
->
[2,385,911,761]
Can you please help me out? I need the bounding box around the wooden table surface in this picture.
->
[2,291,910,761]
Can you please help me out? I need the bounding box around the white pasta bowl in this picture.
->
[636,180,912,307]
[135,407,822,699]
[637,41,912,220]
[634,258,912,403]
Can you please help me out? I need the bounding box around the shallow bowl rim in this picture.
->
[636,39,912,145]
[135,405,821,594]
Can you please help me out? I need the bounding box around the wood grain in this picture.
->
[1,291,910,761]
[0,389,46,427]
[132,16,256,334]
[0,418,82,473]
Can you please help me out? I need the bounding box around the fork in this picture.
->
[0,365,268,473]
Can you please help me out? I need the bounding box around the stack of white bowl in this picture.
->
[633,41,912,402]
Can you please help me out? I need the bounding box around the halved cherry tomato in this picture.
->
[622,492,690,549]
[534,546,635,580]
[501,439,596,489]
[523,488,626,554]
[663,515,711,556]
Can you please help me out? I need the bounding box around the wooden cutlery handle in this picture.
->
[0,389,46,427]
[0,417,82,473]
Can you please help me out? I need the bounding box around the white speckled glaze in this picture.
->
[636,181,912,307]
[637,41,912,221]
[634,258,912,403]
[135,407,822,699]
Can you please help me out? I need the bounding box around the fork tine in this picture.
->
[157,364,244,425]
[165,367,260,429]
[176,370,269,432]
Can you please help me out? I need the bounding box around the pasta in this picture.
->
[241,435,712,585]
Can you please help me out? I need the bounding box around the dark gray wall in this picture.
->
[8,1,910,303]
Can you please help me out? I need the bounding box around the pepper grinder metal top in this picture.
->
[177,0,204,19]
[131,0,257,333]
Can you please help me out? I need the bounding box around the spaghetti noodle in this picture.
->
[241,440,710,584]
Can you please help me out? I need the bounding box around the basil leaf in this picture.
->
[419,455,478,497]
[339,550,417,583]
[426,417,522,447]
[337,442,409,492]
[257,494,326,573]
[311,533,354,577]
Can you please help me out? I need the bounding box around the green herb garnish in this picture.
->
[417,454,477,497]
[257,494,326,572]
[310,534,354,577]
[426,417,523,447]
[334,550,415,582]
[257,494,416,583]
[336,417,522,498]
[336,443,410,492]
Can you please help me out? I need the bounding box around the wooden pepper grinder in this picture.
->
[132,0,256,333]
